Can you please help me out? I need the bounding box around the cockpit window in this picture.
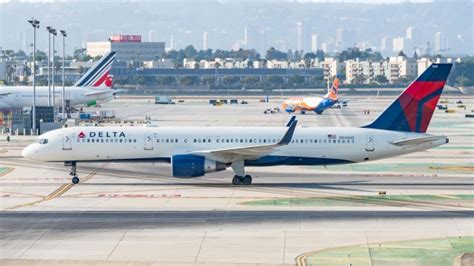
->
[36,139,48,144]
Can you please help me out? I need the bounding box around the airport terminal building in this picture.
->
[87,35,165,61]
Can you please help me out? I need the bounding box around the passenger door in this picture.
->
[144,132,154,150]
[365,132,375,152]
[62,133,73,150]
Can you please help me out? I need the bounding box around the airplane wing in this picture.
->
[0,92,12,97]
[390,135,447,147]
[190,118,297,163]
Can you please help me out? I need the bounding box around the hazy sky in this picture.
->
[0,0,471,55]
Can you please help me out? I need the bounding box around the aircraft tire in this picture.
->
[72,176,80,184]
[232,175,242,185]
[243,175,252,185]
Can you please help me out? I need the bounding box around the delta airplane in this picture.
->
[0,52,116,109]
[22,64,452,185]
[282,77,340,114]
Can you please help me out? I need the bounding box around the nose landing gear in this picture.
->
[65,161,79,184]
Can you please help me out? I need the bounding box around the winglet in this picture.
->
[278,119,297,146]
[285,116,296,127]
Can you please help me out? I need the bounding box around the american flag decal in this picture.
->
[328,134,336,139]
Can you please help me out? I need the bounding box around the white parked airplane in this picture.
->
[0,52,116,109]
[22,64,452,185]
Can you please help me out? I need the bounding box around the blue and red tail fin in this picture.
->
[363,63,452,133]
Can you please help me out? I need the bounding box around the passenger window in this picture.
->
[92,139,95,143]
[175,139,178,143]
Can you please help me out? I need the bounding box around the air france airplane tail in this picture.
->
[73,52,116,90]
[364,63,452,133]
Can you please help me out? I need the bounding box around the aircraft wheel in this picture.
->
[242,175,252,185]
[72,176,80,184]
[232,175,242,185]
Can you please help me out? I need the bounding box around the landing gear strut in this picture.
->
[65,161,79,184]
[231,160,252,185]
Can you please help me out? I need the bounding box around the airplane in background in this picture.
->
[0,52,117,109]
[22,64,452,185]
[282,77,342,115]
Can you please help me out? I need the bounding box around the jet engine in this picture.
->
[171,154,226,178]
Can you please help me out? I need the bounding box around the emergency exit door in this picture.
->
[365,133,375,152]
[144,132,154,150]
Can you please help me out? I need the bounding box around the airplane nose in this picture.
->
[22,145,35,159]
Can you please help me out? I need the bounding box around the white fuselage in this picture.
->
[0,86,113,108]
[22,126,448,168]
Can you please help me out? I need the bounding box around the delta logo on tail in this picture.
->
[282,77,340,115]
[364,63,452,133]
[73,52,116,90]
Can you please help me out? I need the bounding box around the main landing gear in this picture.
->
[231,160,252,185]
[232,175,252,185]
[65,161,79,184]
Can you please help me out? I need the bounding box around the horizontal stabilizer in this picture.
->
[390,135,447,146]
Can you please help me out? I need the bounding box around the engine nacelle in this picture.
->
[171,154,226,178]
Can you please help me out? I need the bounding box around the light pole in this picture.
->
[46,26,54,106]
[50,28,57,109]
[27,18,40,134]
[60,30,67,120]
